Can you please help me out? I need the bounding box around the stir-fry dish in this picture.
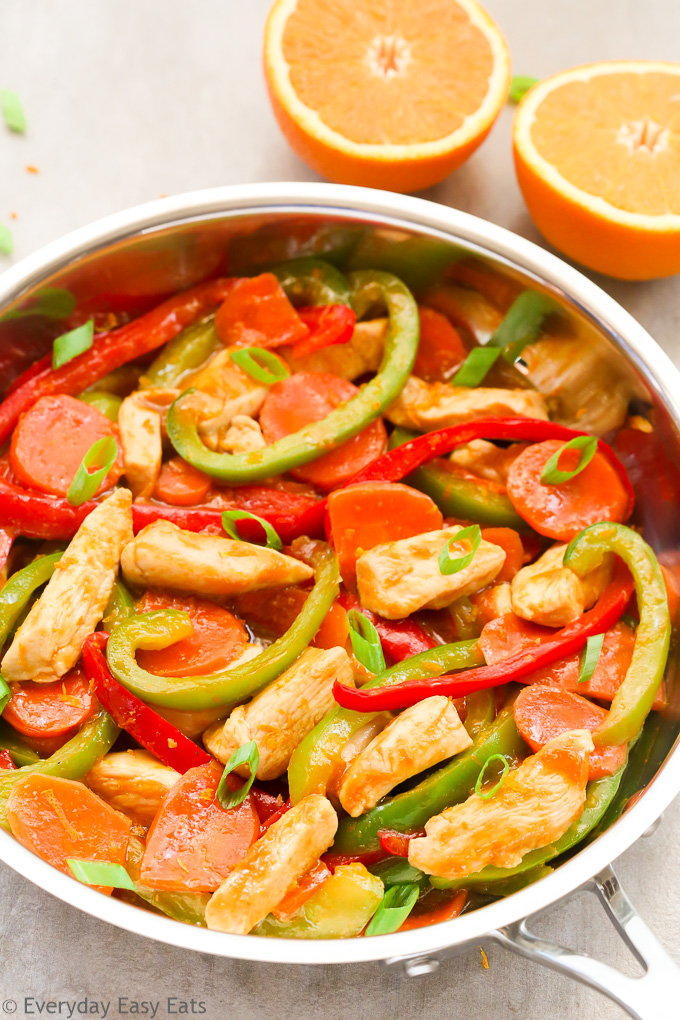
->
[0,257,673,939]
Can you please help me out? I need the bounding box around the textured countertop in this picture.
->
[0,1,679,1017]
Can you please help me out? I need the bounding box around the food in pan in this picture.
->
[0,256,672,938]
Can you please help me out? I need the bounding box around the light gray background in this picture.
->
[0,1,679,1017]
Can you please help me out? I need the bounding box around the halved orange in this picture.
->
[513,61,680,280]
[264,0,511,193]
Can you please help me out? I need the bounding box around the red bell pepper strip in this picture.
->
[0,527,14,574]
[338,593,436,661]
[260,797,292,831]
[333,566,634,712]
[347,416,635,519]
[5,353,52,396]
[0,750,16,770]
[81,633,211,774]
[378,829,423,858]
[289,305,356,358]
[0,278,235,447]
[322,848,386,873]
[250,788,285,825]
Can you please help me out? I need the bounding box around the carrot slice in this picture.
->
[6,774,131,893]
[506,439,630,541]
[272,860,331,921]
[233,586,349,649]
[214,273,309,349]
[513,685,627,779]
[259,371,387,491]
[136,591,249,677]
[140,761,260,892]
[153,457,212,506]
[326,481,443,583]
[398,889,467,931]
[3,665,97,740]
[480,527,524,582]
[413,306,467,382]
[10,394,123,498]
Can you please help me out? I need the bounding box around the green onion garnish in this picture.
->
[221,509,283,550]
[66,436,118,507]
[1,89,26,133]
[67,859,136,890]
[540,435,598,485]
[0,224,13,256]
[452,346,501,388]
[0,675,11,715]
[439,525,481,576]
[489,291,555,363]
[475,754,510,800]
[347,609,386,675]
[366,882,420,936]
[52,320,94,370]
[230,347,290,385]
[216,740,260,810]
[578,633,604,685]
[509,76,539,103]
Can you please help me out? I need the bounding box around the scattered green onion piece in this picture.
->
[1,89,26,133]
[229,347,290,385]
[474,754,510,800]
[0,676,11,716]
[52,319,94,370]
[366,882,420,936]
[439,525,481,576]
[509,76,539,103]
[489,290,555,363]
[66,435,118,507]
[452,346,501,387]
[578,633,605,685]
[221,510,283,550]
[540,435,598,485]
[216,740,259,810]
[347,609,386,676]
[67,859,136,890]
[0,224,13,256]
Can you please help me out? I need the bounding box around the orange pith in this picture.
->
[513,61,680,280]
[264,0,511,192]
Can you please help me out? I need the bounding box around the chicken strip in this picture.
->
[409,730,593,880]
[356,525,506,619]
[284,318,387,381]
[183,347,270,451]
[121,519,313,597]
[118,392,162,497]
[204,647,353,780]
[220,414,266,455]
[511,543,612,627]
[339,697,472,817]
[205,794,338,934]
[2,489,133,683]
[86,750,179,826]
[386,376,548,431]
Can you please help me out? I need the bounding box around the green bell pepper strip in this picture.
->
[125,835,209,927]
[331,706,526,855]
[430,763,625,892]
[106,543,340,710]
[564,522,670,747]
[0,709,119,829]
[140,318,221,390]
[390,428,527,529]
[271,257,353,308]
[463,689,495,738]
[77,391,122,421]
[368,856,430,892]
[166,270,419,483]
[0,720,40,766]
[287,640,484,803]
[102,579,136,632]
[0,551,63,648]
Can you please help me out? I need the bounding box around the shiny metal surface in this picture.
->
[0,184,679,1003]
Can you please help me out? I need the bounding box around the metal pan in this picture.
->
[0,183,679,1018]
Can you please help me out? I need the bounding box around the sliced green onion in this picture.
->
[540,435,598,485]
[230,347,290,385]
[439,525,481,576]
[347,608,386,675]
[509,76,539,103]
[67,859,136,890]
[366,882,419,936]
[1,89,26,133]
[475,753,510,800]
[0,675,11,716]
[216,740,259,810]
[578,633,604,685]
[221,510,283,550]
[52,319,94,370]
[0,224,13,256]
[489,291,555,363]
[66,435,118,507]
[452,346,501,388]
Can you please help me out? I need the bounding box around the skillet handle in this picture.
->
[493,864,680,1020]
